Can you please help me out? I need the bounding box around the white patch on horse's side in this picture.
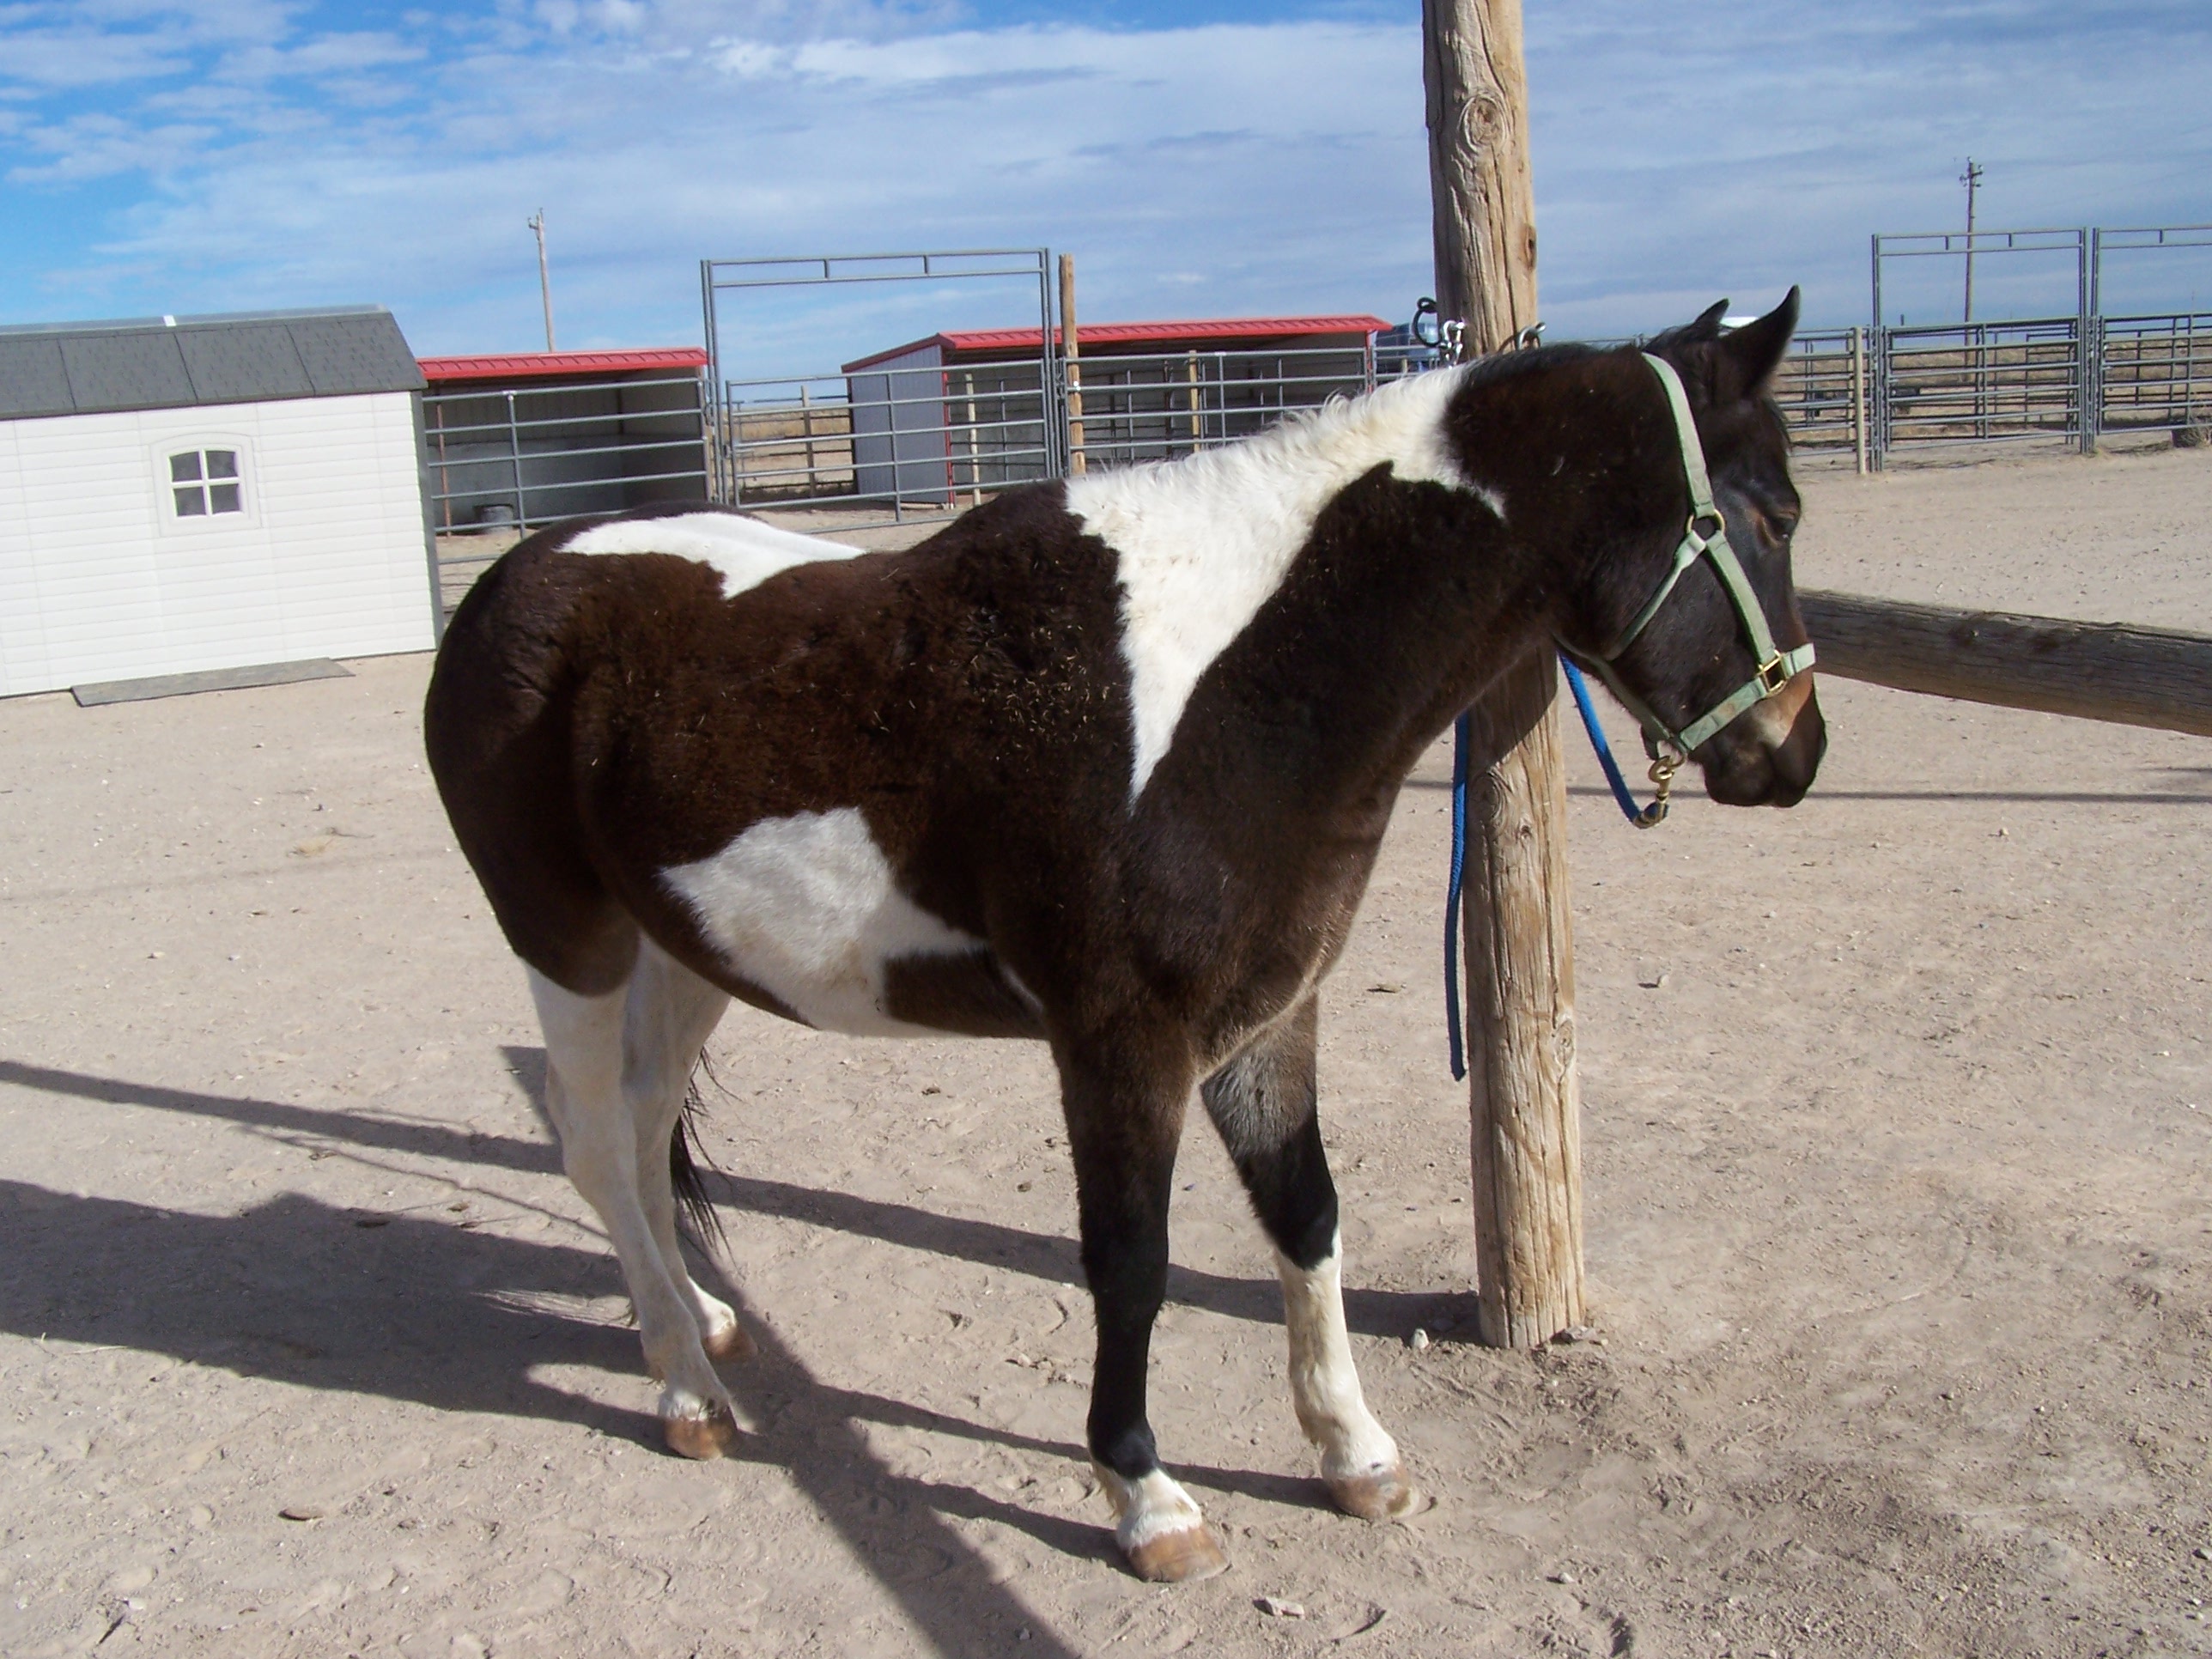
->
[1276,1232,1401,1481]
[1093,1463,1207,1552]
[556,511,861,599]
[659,807,981,1036]
[1065,367,1475,799]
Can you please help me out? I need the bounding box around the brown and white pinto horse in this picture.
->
[424,292,1823,1582]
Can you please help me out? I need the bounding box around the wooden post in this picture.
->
[799,384,817,495]
[1425,0,1586,1351]
[1459,650,1584,1349]
[1850,326,1869,477]
[1059,253,1085,477]
[1185,349,1201,454]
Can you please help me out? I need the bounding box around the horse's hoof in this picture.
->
[664,1405,741,1461]
[702,1320,756,1363]
[1327,1464,1424,1521]
[1124,1522,1230,1583]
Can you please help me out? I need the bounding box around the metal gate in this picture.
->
[699,250,1062,532]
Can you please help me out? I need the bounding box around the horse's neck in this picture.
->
[1065,368,1485,798]
[1070,369,1550,816]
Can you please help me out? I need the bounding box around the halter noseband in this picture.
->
[1559,351,1816,759]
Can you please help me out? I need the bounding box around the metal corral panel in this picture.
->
[0,390,435,697]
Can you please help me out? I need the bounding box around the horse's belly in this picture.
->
[658,807,1041,1038]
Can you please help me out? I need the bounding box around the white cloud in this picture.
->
[0,1,2207,353]
[708,37,787,78]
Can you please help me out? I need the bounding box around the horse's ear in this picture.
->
[1716,287,1801,400]
[1691,298,1730,336]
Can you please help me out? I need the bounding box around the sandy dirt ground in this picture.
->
[3,443,2212,1658]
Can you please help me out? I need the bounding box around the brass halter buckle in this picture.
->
[1755,653,1792,696]
[1636,744,1682,828]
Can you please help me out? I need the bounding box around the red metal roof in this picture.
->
[416,347,707,384]
[843,315,1389,372]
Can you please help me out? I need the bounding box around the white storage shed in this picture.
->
[0,306,440,699]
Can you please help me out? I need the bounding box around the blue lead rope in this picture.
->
[1443,709,1473,1081]
[1444,657,1669,1079]
[1559,656,1666,828]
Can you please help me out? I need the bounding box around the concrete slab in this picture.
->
[70,658,353,707]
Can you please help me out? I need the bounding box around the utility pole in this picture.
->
[1960,159,1983,323]
[528,210,556,352]
[1424,0,1585,1352]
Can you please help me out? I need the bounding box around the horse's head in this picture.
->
[1550,289,1825,808]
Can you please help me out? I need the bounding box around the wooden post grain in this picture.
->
[1059,253,1085,477]
[1425,0,1586,1348]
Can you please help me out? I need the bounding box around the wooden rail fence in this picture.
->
[1802,590,2212,738]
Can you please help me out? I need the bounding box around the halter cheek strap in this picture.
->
[1559,352,1816,757]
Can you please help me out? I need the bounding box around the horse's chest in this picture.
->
[658,807,1036,1037]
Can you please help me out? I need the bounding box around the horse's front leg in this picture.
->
[1060,1034,1229,1583]
[1200,995,1419,1519]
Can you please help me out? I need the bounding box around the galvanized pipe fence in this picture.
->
[696,342,1438,532]
[423,319,2209,608]
[698,315,2209,526]
[1766,313,2209,468]
[422,374,711,532]
[421,371,714,610]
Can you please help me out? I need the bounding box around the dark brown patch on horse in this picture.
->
[881,951,1047,1038]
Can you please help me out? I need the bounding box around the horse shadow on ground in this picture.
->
[495,1046,1478,1344]
[1,1054,1469,1652]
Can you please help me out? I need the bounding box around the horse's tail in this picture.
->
[669,1055,730,1258]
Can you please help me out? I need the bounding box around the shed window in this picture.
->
[170,449,243,517]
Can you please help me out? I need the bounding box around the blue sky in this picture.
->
[2,1,2209,362]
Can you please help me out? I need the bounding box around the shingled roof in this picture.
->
[0,306,424,421]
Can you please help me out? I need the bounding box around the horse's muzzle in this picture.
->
[1699,675,1826,808]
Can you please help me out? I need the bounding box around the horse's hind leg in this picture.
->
[527,965,741,1459]
[623,939,750,1363]
[1200,995,1418,1519]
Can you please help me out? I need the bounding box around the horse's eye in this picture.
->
[1752,507,1798,544]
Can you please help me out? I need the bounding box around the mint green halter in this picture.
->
[1562,352,1816,757]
